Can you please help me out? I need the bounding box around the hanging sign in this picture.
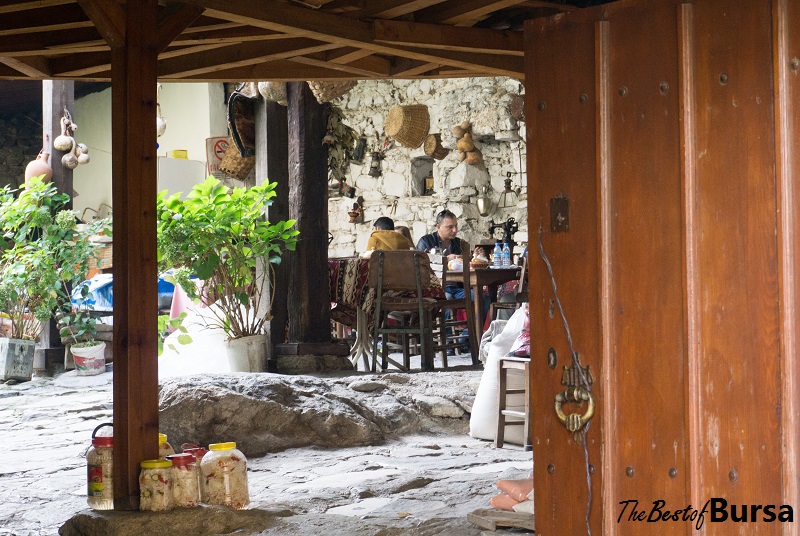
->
[206,137,229,178]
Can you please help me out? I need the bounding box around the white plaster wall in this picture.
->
[328,77,528,258]
[71,83,227,218]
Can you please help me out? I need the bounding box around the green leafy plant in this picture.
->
[156,176,299,339]
[158,312,191,355]
[0,177,110,341]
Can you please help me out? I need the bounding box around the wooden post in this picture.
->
[41,81,73,207]
[108,0,159,510]
[285,82,331,343]
[255,100,289,371]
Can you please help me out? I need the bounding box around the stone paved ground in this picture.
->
[0,368,533,536]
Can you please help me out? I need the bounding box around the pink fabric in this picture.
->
[507,303,530,357]
[169,279,207,330]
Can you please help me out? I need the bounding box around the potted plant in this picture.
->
[0,177,110,379]
[156,176,298,372]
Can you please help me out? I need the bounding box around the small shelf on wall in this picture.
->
[411,156,434,196]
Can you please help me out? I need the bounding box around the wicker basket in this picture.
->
[307,80,357,103]
[509,95,525,122]
[220,140,255,181]
[423,133,449,160]
[385,105,430,149]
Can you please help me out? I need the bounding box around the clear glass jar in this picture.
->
[200,442,249,509]
[158,433,175,460]
[87,435,114,510]
[167,453,200,508]
[139,459,174,511]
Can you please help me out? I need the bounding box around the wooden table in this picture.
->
[448,266,521,340]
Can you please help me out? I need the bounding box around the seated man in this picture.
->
[416,209,469,299]
[361,216,414,258]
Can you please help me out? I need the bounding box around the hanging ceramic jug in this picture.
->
[25,151,53,182]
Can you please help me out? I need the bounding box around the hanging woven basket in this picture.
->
[423,133,449,160]
[219,140,255,181]
[384,105,430,149]
[508,95,525,122]
[307,80,358,103]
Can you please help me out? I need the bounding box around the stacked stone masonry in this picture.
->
[328,77,528,257]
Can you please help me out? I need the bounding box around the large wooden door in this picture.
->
[525,0,800,533]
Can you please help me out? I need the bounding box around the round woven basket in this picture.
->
[307,80,357,103]
[385,105,430,149]
[423,133,449,160]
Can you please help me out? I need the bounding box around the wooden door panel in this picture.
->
[526,13,601,536]
[526,0,787,533]
[691,1,781,518]
[605,2,688,530]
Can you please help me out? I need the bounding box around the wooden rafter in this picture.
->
[373,19,523,55]
[327,47,375,64]
[169,0,524,78]
[175,58,360,81]
[157,4,205,53]
[0,28,104,57]
[0,55,51,77]
[0,4,92,37]
[345,0,449,20]
[0,0,73,14]
[290,53,390,77]
[414,0,529,26]
[171,26,286,46]
[158,38,341,78]
[76,0,126,48]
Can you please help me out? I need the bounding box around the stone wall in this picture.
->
[329,77,527,258]
[0,111,42,189]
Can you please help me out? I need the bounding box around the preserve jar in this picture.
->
[167,453,200,508]
[86,423,114,510]
[200,442,249,509]
[158,433,175,460]
[181,442,208,500]
[139,459,174,511]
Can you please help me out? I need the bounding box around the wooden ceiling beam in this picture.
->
[76,0,126,48]
[373,19,523,55]
[157,4,204,53]
[168,0,523,78]
[174,59,360,81]
[326,47,375,64]
[346,0,449,20]
[0,55,51,77]
[158,38,340,78]
[0,27,103,56]
[50,51,111,77]
[171,26,286,46]
[289,53,390,77]
[0,0,73,14]
[415,0,528,26]
[520,0,577,10]
[391,59,439,77]
[0,4,93,37]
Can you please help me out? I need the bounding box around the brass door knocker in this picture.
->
[554,386,595,442]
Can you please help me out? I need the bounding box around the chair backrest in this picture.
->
[368,250,431,292]
[429,252,472,296]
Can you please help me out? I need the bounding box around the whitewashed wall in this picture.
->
[328,77,528,258]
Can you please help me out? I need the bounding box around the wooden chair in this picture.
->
[487,256,528,322]
[429,252,479,368]
[368,250,437,372]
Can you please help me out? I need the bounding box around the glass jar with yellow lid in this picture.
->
[200,442,249,509]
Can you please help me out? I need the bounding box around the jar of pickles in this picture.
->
[158,433,175,460]
[87,423,114,510]
[200,442,249,509]
[167,453,200,508]
[139,459,174,511]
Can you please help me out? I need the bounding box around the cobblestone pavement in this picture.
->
[0,369,532,536]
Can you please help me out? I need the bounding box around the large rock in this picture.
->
[158,372,475,457]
